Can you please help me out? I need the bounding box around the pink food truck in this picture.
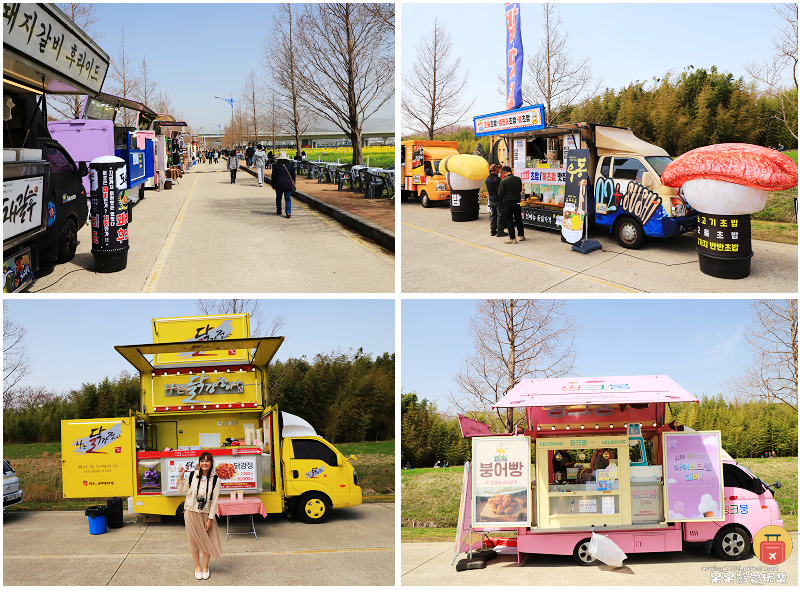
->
[456,375,784,566]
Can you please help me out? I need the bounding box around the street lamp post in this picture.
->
[215,95,235,148]
[199,127,204,150]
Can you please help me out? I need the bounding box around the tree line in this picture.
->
[3,350,394,445]
[401,391,798,468]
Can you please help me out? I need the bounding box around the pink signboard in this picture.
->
[457,415,493,438]
[494,375,697,407]
[663,431,725,522]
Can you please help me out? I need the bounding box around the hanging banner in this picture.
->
[561,149,590,244]
[505,3,523,110]
[453,461,482,563]
[662,431,725,522]
[472,436,531,527]
[473,105,545,138]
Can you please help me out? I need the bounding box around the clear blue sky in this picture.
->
[402,299,764,413]
[401,3,789,133]
[89,4,394,133]
[6,299,395,393]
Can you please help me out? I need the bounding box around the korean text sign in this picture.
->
[505,3,523,110]
[474,105,545,137]
[3,176,44,241]
[561,149,590,244]
[472,436,531,527]
[3,3,108,94]
[663,431,725,521]
[166,456,259,492]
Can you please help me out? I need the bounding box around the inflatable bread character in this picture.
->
[440,154,490,191]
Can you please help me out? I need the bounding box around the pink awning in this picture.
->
[494,375,697,408]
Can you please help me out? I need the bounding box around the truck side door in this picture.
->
[61,418,134,498]
[284,438,348,505]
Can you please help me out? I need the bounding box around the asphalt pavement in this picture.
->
[401,202,798,293]
[3,504,395,586]
[26,159,394,294]
[401,536,799,586]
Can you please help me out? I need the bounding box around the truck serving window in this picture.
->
[612,158,646,183]
[645,156,672,178]
[293,439,338,466]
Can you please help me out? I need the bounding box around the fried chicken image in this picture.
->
[487,494,520,515]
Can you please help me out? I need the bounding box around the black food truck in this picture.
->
[3,3,110,291]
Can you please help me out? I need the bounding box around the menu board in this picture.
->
[662,431,725,522]
[164,455,260,494]
[472,436,531,527]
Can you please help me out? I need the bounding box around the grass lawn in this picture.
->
[4,440,394,511]
[401,458,797,542]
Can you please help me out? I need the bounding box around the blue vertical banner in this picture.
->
[505,3,523,110]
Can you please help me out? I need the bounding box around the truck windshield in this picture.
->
[645,156,673,177]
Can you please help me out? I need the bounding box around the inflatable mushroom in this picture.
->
[662,144,798,279]
[440,154,490,222]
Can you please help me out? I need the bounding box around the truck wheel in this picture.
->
[615,216,645,249]
[573,538,597,565]
[714,526,751,561]
[420,191,432,208]
[175,503,185,525]
[56,218,78,263]
[297,492,330,524]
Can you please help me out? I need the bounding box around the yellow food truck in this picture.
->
[61,313,361,524]
[400,140,460,207]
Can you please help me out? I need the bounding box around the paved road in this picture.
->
[401,202,798,293]
[28,160,394,293]
[3,504,394,586]
[401,536,798,586]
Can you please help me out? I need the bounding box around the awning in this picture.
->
[594,125,668,157]
[494,375,697,408]
[115,337,285,373]
[90,92,157,116]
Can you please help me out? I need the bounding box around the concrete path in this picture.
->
[27,159,394,294]
[401,202,798,293]
[401,536,798,586]
[3,504,395,586]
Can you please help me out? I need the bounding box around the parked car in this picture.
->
[3,459,24,509]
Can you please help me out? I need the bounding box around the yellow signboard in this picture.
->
[151,369,261,408]
[61,419,134,498]
[152,314,251,366]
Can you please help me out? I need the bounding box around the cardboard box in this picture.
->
[143,515,161,523]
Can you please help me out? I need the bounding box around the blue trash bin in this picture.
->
[85,505,108,534]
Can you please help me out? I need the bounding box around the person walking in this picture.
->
[486,164,506,237]
[272,151,296,218]
[246,144,255,167]
[253,144,267,186]
[177,452,222,580]
[227,147,239,183]
[498,165,525,244]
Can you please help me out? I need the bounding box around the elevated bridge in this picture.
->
[196,130,394,148]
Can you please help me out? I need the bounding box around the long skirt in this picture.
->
[185,510,223,557]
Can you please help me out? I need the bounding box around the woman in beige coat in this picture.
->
[178,452,223,579]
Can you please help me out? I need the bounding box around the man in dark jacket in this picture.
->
[498,166,525,244]
[272,151,296,218]
[245,144,255,167]
[486,164,506,237]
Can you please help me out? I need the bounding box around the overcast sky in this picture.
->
[6,299,395,393]
[401,2,790,133]
[402,298,769,413]
[88,4,394,134]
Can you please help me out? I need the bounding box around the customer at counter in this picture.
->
[177,452,223,580]
[498,165,526,244]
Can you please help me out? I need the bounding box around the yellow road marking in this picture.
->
[402,221,637,292]
[142,173,200,292]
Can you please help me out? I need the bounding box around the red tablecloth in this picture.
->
[216,497,267,518]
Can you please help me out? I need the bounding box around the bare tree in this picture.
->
[108,26,140,127]
[263,86,285,152]
[294,3,394,165]
[401,18,475,139]
[240,71,262,145]
[268,4,316,153]
[50,3,103,120]
[744,4,798,140]
[135,56,158,110]
[724,299,798,411]
[195,299,286,338]
[3,302,31,407]
[448,300,579,432]
[516,3,602,126]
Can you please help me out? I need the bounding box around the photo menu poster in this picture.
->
[472,436,531,527]
[663,431,725,522]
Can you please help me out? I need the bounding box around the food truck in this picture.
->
[3,3,109,288]
[457,375,784,565]
[48,92,157,205]
[61,314,362,524]
[400,140,460,207]
[475,106,698,248]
